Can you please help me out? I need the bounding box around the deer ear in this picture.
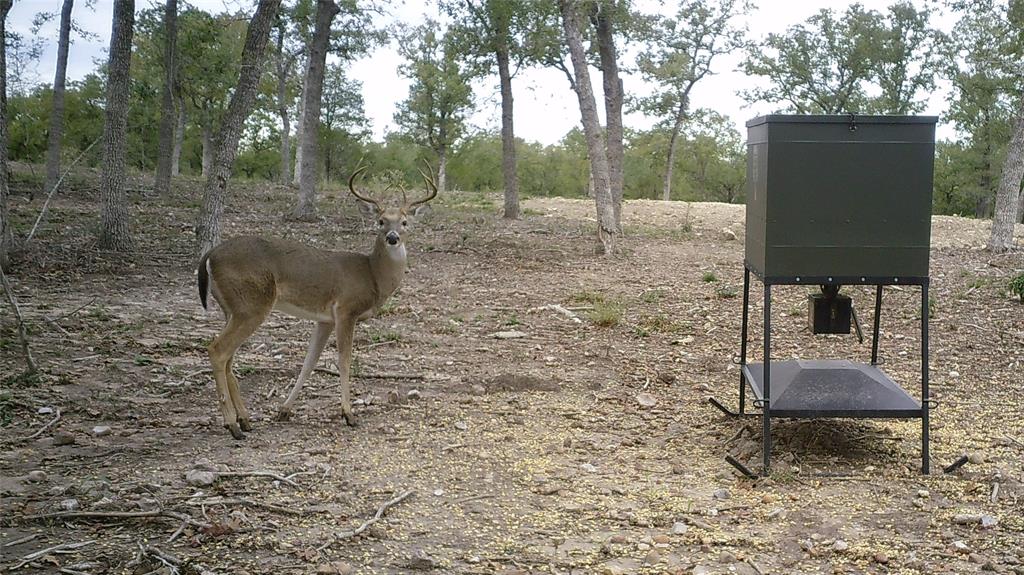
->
[357,200,378,220]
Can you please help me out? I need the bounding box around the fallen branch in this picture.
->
[188,496,303,516]
[215,470,300,488]
[0,266,38,375]
[3,533,39,547]
[530,303,583,324]
[19,407,61,442]
[10,540,96,570]
[319,490,415,550]
[27,137,100,243]
[24,509,211,530]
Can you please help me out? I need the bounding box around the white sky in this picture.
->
[8,0,958,146]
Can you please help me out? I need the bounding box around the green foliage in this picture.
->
[587,300,623,328]
[702,271,718,283]
[1010,273,1024,303]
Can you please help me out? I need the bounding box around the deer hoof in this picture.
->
[343,412,356,427]
[274,409,293,422]
[225,422,245,440]
[238,418,253,432]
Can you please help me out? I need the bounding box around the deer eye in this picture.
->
[401,221,408,227]
[377,219,384,226]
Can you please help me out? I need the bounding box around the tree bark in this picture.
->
[438,147,448,196]
[195,0,281,256]
[154,0,177,196]
[988,100,1024,252]
[292,59,308,186]
[275,25,292,185]
[593,1,624,231]
[495,27,519,219]
[43,0,74,197]
[171,94,185,176]
[98,0,135,252]
[560,0,615,255]
[0,0,13,270]
[663,104,685,201]
[292,0,340,221]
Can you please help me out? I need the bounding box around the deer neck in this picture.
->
[369,237,407,304]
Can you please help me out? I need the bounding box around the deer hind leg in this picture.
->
[334,313,358,426]
[209,310,268,439]
[276,320,334,421]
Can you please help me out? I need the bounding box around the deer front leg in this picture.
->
[334,312,357,426]
[277,320,334,421]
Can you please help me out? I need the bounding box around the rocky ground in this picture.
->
[1,170,1023,574]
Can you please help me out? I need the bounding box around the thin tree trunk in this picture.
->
[988,101,1024,252]
[195,0,281,256]
[275,23,292,185]
[201,121,213,176]
[292,61,308,186]
[560,0,615,255]
[98,0,135,252]
[663,97,688,201]
[0,0,13,270]
[292,0,339,221]
[171,94,185,176]
[154,0,177,196]
[438,148,448,195]
[44,0,74,198]
[593,1,624,231]
[495,33,519,219]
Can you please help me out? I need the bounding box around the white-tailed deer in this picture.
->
[197,167,437,439]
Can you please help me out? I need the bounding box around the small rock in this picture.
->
[608,533,629,545]
[580,463,598,473]
[693,566,712,575]
[671,522,689,535]
[969,553,987,564]
[644,549,661,565]
[52,431,76,446]
[636,393,657,408]
[406,389,422,400]
[833,540,849,552]
[652,534,671,545]
[981,515,998,528]
[982,562,998,572]
[91,425,112,437]
[185,469,217,487]
[874,552,890,564]
[952,540,971,554]
[454,421,468,431]
[949,370,960,378]
[490,330,528,339]
[316,561,354,575]
[408,550,436,570]
[386,390,401,404]
[719,551,737,563]
[25,470,48,483]
[59,498,80,511]
[136,497,160,511]
[469,384,486,396]
[721,227,738,241]
[968,453,985,465]
[916,489,930,498]
[713,488,730,500]
[38,407,54,415]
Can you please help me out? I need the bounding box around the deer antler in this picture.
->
[347,166,381,210]
[409,160,439,209]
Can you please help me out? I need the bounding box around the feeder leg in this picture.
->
[921,282,930,475]
[762,283,772,476]
[871,285,883,365]
[739,267,751,414]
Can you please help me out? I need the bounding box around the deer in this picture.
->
[196,167,437,439]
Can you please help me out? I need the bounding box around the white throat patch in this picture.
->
[387,242,407,260]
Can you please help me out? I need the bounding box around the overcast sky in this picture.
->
[7,0,957,146]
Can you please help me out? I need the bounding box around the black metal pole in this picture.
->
[762,283,772,476]
[921,282,930,474]
[739,267,751,414]
[871,285,883,365]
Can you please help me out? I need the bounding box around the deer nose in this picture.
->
[386,231,400,245]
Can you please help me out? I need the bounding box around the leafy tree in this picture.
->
[154,0,178,196]
[42,0,76,197]
[98,0,135,251]
[394,21,474,195]
[634,0,749,201]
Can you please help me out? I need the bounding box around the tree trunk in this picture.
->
[292,0,340,221]
[593,1,624,231]
[201,121,213,176]
[171,94,185,176]
[495,33,519,219]
[98,0,135,252]
[662,97,688,201]
[0,0,13,270]
[154,0,177,196]
[988,101,1024,252]
[275,24,292,185]
[438,147,448,196]
[195,0,281,256]
[292,60,308,186]
[560,0,615,255]
[43,0,74,197]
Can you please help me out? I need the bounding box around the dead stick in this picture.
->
[19,407,61,442]
[215,470,299,488]
[188,497,303,516]
[24,509,211,529]
[0,266,38,374]
[320,490,415,550]
[27,137,100,242]
[2,533,39,547]
[167,518,189,543]
[1003,435,1024,449]
[11,540,96,570]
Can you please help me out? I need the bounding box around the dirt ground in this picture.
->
[2,172,1023,575]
